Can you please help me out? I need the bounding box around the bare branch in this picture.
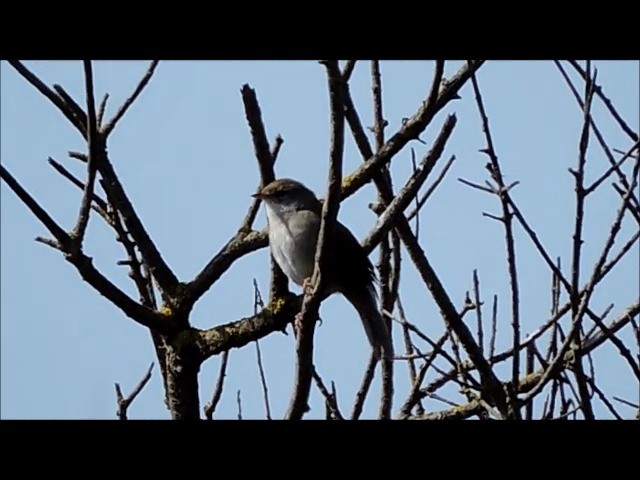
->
[236,390,243,420]
[8,61,86,136]
[240,134,285,233]
[567,60,639,142]
[52,84,87,131]
[47,157,109,219]
[584,141,640,195]
[72,60,99,242]
[2,163,164,329]
[341,60,357,82]
[361,117,457,251]
[114,362,154,420]
[341,60,485,200]
[239,84,289,301]
[312,368,343,420]
[555,61,639,208]
[286,60,345,420]
[203,351,230,420]
[407,155,456,222]
[1,164,70,246]
[252,279,272,420]
[97,93,109,128]
[350,353,377,420]
[102,61,160,137]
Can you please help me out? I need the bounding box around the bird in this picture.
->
[253,178,394,360]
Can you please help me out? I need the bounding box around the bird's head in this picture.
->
[252,178,320,215]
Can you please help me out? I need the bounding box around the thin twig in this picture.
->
[236,390,243,420]
[407,155,456,222]
[97,93,109,127]
[312,368,344,420]
[351,353,377,420]
[102,61,159,137]
[203,351,230,420]
[114,362,154,420]
[47,157,110,222]
[252,279,272,419]
[613,396,639,409]
[584,141,640,195]
[361,119,456,251]
[473,270,484,356]
[555,61,639,208]
[341,60,484,200]
[567,60,639,142]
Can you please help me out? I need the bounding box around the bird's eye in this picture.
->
[273,191,287,199]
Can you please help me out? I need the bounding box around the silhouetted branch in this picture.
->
[47,157,109,221]
[97,93,109,127]
[204,351,230,420]
[102,60,159,137]
[8,61,86,136]
[341,60,484,200]
[471,73,521,417]
[407,155,456,222]
[115,362,154,420]
[351,353,377,420]
[252,279,272,420]
[72,60,99,242]
[286,60,345,420]
[312,368,343,420]
[52,84,87,131]
[362,117,456,251]
[555,61,639,208]
[567,60,638,142]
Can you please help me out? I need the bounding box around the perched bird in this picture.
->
[253,178,393,360]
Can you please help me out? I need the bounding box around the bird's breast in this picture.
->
[266,210,318,287]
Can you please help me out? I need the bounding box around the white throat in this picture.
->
[263,200,316,287]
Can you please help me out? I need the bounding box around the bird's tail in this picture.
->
[344,285,394,360]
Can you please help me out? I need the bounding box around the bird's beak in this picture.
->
[252,191,265,199]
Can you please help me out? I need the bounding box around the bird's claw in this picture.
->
[302,277,314,296]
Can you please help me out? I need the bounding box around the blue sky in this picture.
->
[1,60,638,419]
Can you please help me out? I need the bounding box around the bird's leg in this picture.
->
[294,277,315,336]
[292,276,326,334]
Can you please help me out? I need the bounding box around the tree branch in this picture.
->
[101,61,160,137]
[72,60,99,242]
[114,362,154,420]
[8,61,86,137]
[286,60,345,420]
